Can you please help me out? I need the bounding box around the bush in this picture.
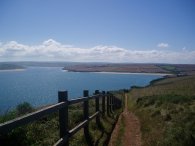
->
[16,102,34,116]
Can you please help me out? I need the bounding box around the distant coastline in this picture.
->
[0,69,25,72]
[1,62,195,75]
[89,71,172,76]
[63,63,195,75]
[0,63,25,71]
[63,63,172,75]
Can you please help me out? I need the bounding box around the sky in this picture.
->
[0,0,195,63]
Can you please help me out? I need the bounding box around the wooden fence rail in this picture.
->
[0,90,122,146]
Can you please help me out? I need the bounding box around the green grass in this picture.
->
[0,98,121,146]
[158,65,179,74]
[160,65,176,71]
[127,75,195,146]
[113,114,125,146]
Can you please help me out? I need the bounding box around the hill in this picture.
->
[0,63,25,70]
[126,75,195,146]
[63,63,195,75]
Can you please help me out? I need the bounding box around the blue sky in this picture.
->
[0,0,195,63]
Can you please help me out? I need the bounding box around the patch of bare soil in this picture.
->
[109,94,141,146]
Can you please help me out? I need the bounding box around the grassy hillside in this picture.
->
[63,63,170,73]
[127,75,195,146]
[158,64,195,75]
[0,101,121,146]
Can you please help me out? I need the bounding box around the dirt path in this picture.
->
[109,94,141,146]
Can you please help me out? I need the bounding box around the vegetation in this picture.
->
[0,63,25,70]
[127,75,195,146]
[158,64,195,75]
[0,99,121,146]
[158,65,178,74]
[0,102,34,123]
[113,114,125,146]
[63,63,171,73]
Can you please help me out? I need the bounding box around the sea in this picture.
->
[0,67,163,114]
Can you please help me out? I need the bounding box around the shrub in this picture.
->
[16,102,34,116]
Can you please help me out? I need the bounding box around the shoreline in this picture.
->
[91,71,172,76]
[0,69,26,72]
[65,70,172,76]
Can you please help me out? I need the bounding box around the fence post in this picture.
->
[58,91,69,146]
[95,90,101,125]
[83,90,92,145]
[107,91,110,116]
[112,96,116,111]
[110,94,113,113]
[102,91,105,116]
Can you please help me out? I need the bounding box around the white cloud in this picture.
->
[0,39,194,64]
[157,43,169,48]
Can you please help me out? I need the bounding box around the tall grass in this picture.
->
[0,99,121,146]
[127,75,195,146]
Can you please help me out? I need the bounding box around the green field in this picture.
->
[127,75,195,146]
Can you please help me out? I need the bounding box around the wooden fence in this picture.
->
[0,90,122,146]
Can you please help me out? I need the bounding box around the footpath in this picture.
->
[109,94,141,146]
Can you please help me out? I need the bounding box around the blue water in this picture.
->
[0,67,163,114]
